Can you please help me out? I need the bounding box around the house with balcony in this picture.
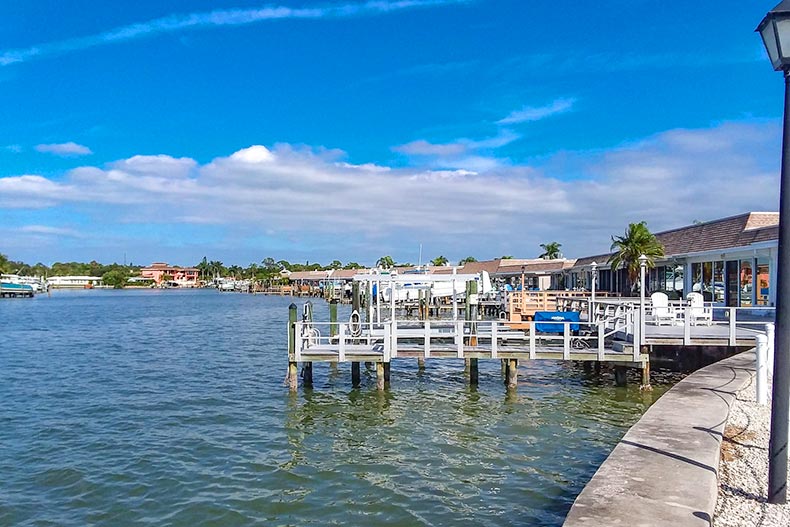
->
[140,262,200,287]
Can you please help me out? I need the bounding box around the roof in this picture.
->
[655,212,778,256]
[569,212,779,270]
[288,270,331,281]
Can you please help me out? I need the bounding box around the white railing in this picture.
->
[587,298,775,347]
[293,319,621,361]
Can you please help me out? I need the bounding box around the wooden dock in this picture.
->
[285,298,774,392]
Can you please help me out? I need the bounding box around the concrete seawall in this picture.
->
[563,350,756,526]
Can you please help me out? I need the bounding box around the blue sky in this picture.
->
[0,0,782,267]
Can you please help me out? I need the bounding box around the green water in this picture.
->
[0,289,672,526]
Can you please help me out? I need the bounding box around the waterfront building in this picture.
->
[140,262,200,286]
[47,275,104,288]
[564,212,778,307]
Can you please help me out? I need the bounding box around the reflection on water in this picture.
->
[0,289,675,526]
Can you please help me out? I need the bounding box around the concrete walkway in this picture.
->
[563,350,756,526]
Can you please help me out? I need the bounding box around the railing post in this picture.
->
[491,321,498,359]
[640,303,646,346]
[529,320,536,359]
[757,334,768,406]
[729,307,737,346]
[683,305,691,345]
[389,321,398,358]
[383,323,391,361]
[424,319,431,358]
[392,318,398,357]
[563,322,570,360]
[598,322,605,361]
[456,320,464,358]
[338,323,346,362]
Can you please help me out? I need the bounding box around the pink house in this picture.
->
[140,262,200,286]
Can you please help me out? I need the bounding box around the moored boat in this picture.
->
[0,281,35,298]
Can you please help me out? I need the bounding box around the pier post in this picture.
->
[384,362,391,383]
[418,357,426,369]
[640,360,652,391]
[506,359,518,388]
[469,358,479,385]
[376,362,385,390]
[614,365,628,387]
[329,299,339,372]
[351,362,361,388]
[303,362,313,387]
[501,359,507,377]
[329,299,338,337]
[288,303,298,391]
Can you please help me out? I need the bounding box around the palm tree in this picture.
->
[539,242,562,260]
[376,255,395,269]
[459,256,477,265]
[209,260,225,279]
[608,221,664,292]
[430,255,448,266]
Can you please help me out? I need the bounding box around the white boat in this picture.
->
[362,270,493,302]
[1,274,48,293]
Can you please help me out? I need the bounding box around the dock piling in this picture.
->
[351,362,361,387]
[288,303,298,391]
[303,362,313,387]
[506,359,518,388]
[614,365,628,387]
[376,362,385,390]
[470,358,479,385]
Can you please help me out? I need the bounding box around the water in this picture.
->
[0,289,674,526]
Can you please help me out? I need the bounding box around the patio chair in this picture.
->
[650,292,676,326]
[686,292,713,326]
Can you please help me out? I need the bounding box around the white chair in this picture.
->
[686,292,713,326]
[650,292,676,326]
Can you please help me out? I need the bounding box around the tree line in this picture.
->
[0,222,665,291]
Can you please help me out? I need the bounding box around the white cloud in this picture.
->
[0,0,468,66]
[497,97,576,124]
[393,140,468,156]
[4,144,22,153]
[0,120,779,259]
[392,129,520,169]
[19,225,83,238]
[35,142,92,156]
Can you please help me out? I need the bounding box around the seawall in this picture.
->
[563,349,756,526]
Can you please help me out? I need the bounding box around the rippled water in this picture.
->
[0,289,673,526]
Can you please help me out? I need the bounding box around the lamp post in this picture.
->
[757,0,790,504]
[639,255,648,346]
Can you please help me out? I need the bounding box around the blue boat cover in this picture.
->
[534,311,580,333]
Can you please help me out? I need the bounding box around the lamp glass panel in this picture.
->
[761,19,782,69]
[776,18,790,65]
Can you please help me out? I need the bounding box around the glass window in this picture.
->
[757,258,770,306]
[740,260,753,307]
[673,264,684,296]
[713,261,725,305]
[692,263,702,296]
[702,262,713,302]
[726,261,739,307]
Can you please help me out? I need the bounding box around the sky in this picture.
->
[0,0,783,267]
